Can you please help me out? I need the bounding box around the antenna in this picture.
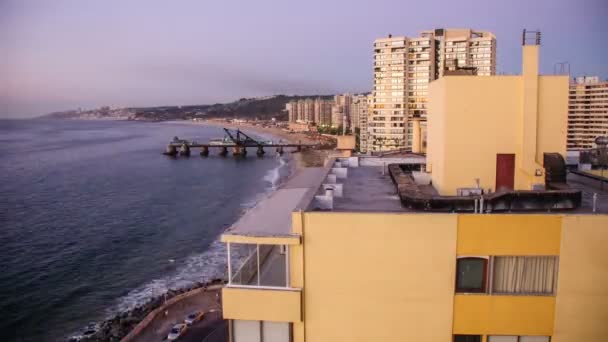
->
[553,62,570,76]
[522,29,541,46]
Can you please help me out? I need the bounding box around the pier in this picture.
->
[163,128,316,157]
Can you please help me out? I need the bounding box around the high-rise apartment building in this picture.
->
[567,76,608,150]
[313,99,333,127]
[370,28,496,153]
[349,94,368,130]
[331,94,353,129]
[286,98,333,126]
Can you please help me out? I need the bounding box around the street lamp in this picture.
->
[595,136,608,190]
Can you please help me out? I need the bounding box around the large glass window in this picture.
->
[456,257,487,293]
[492,256,558,295]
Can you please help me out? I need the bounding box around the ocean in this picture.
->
[0,119,290,341]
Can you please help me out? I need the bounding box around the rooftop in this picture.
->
[305,156,608,215]
[224,155,608,240]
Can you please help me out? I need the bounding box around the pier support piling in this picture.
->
[219,146,228,157]
[257,145,265,157]
[276,146,284,155]
[179,144,190,157]
[163,145,177,156]
[200,146,209,157]
[232,146,247,157]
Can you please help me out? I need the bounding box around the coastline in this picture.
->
[72,119,302,341]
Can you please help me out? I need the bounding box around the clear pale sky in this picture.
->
[1,0,606,118]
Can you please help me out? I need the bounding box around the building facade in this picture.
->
[567,76,608,150]
[427,43,566,195]
[371,28,496,153]
[286,98,333,125]
[220,37,608,342]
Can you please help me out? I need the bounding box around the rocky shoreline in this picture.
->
[70,279,225,342]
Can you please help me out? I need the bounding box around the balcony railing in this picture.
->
[227,242,290,289]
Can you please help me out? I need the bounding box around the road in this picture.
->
[180,311,228,342]
[130,288,223,342]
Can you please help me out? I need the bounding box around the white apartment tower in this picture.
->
[370,28,496,152]
[568,76,608,150]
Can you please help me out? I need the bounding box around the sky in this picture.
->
[1,0,607,118]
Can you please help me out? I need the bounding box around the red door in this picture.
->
[496,154,515,192]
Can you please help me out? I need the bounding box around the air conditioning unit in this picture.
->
[457,188,483,196]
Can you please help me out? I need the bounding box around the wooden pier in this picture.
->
[162,128,316,157]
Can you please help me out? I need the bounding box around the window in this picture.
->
[456,257,487,293]
[492,256,558,295]
[488,336,550,342]
[454,335,482,342]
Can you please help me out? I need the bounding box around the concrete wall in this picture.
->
[301,212,457,342]
[453,295,556,336]
[553,216,608,342]
[222,287,302,323]
[426,49,569,195]
[457,215,562,255]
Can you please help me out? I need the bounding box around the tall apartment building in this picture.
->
[219,40,607,342]
[331,94,353,129]
[359,94,373,153]
[371,28,496,153]
[567,76,608,150]
[313,99,333,127]
[349,94,368,130]
[286,98,333,126]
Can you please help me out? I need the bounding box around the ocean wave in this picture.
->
[69,154,292,339]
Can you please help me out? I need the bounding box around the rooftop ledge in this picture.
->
[221,166,331,238]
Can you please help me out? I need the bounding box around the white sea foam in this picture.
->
[107,154,289,315]
[71,139,292,340]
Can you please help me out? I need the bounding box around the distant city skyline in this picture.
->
[1,0,607,118]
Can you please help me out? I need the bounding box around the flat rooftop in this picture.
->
[306,156,608,214]
[223,167,326,238]
[225,156,608,239]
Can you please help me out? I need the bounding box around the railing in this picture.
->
[230,244,275,285]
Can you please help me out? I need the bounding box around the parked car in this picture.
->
[184,311,205,325]
[167,323,187,340]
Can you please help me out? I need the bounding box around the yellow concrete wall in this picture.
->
[453,295,555,336]
[553,215,608,342]
[537,76,568,161]
[457,215,562,255]
[222,287,302,323]
[301,212,457,342]
[290,212,305,342]
[428,76,522,195]
[426,73,568,195]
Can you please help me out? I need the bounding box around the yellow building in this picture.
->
[426,39,568,195]
[219,33,608,342]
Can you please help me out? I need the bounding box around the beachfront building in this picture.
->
[331,94,353,130]
[567,76,608,150]
[313,99,332,127]
[286,98,335,127]
[220,35,608,342]
[426,33,565,195]
[371,28,496,153]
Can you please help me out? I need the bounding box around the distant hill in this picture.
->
[42,95,335,121]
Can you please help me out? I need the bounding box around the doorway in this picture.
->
[496,154,515,191]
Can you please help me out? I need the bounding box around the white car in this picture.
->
[167,323,187,340]
[184,311,205,326]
